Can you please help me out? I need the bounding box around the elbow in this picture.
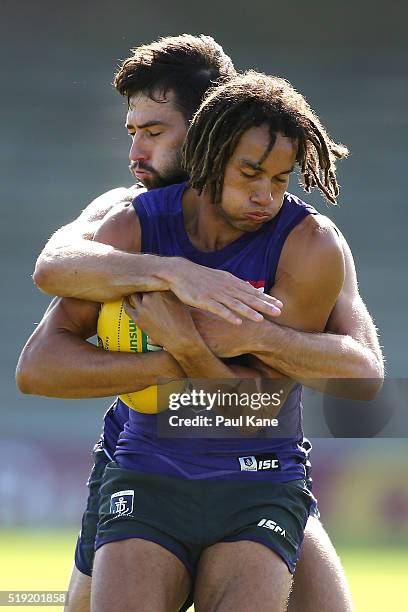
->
[357,360,384,401]
[33,256,64,295]
[15,356,38,395]
[360,378,383,401]
[33,258,58,295]
[16,345,49,396]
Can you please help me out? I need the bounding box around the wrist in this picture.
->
[157,257,187,290]
[237,318,267,354]
[169,337,210,363]
[156,351,185,379]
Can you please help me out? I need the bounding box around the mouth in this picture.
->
[132,169,152,179]
[244,212,273,222]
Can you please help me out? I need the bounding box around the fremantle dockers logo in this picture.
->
[239,456,257,471]
[110,490,134,516]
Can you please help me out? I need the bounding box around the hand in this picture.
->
[124,291,202,356]
[164,258,283,325]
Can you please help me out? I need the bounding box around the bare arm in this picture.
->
[124,292,295,416]
[124,292,249,380]
[15,292,284,403]
[193,218,384,399]
[17,203,279,398]
[15,296,184,398]
[248,225,384,398]
[33,186,147,301]
[33,190,282,324]
[324,232,383,371]
[192,220,383,399]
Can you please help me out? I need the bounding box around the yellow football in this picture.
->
[97,299,182,413]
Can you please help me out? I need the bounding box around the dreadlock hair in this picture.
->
[183,70,349,204]
[114,34,236,122]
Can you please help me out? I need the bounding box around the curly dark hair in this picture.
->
[183,70,349,204]
[114,34,236,121]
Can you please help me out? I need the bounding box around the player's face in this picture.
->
[127,90,189,190]
[216,125,297,232]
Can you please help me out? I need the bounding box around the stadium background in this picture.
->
[1,0,407,609]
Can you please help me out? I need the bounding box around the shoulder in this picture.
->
[284,213,343,262]
[78,185,146,224]
[277,213,345,292]
[93,200,141,252]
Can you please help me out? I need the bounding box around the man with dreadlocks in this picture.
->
[71,70,348,611]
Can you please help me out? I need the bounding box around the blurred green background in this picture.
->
[1,0,407,609]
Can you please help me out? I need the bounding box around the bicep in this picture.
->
[326,235,382,354]
[93,202,141,252]
[37,297,101,340]
[270,221,345,332]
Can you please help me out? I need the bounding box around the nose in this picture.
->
[129,133,149,163]
[250,183,273,207]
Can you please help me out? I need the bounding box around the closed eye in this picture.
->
[127,130,163,138]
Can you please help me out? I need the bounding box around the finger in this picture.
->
[205,300,243,325]
[221,297,265,322]
[226,289,282,318]
[263,295,284,309]
[222,297,281,322]
[241,285,284,309]
[127,293,142,309]
[123,296,140,318]
[246,295,282,317]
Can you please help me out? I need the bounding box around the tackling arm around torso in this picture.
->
[32,189,282,325]
[16,203,184,398]
[16,204,273,399]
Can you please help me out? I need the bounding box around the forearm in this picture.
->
[171,339,237,380]
[34,240,176,301]
[245,321,382,398]
[16,330,184,399]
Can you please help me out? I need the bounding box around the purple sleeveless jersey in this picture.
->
[99,182,318,482]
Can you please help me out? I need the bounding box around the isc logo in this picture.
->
[257,518,286,537]
[258,459,279,470]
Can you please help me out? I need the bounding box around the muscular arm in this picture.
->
[15,291,286,402]
[17,203,278,398]
[15,297,185,398]
[33,186,181,302]
[191,216,381,398]
[33,186,145,300]
[192,219,383,399]
[248,226,383,398]
[32,189,282,324]
[124,292,295,419]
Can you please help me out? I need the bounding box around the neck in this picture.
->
[182,187,244,251]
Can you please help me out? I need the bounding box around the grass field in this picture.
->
[0,529,407,611]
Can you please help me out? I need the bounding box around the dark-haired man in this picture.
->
[17,35,382,612]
